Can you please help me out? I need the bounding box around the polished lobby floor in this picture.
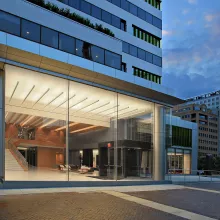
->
[5,170,152,181]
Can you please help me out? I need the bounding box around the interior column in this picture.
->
[153,104,166,181]
[0,69,5,181]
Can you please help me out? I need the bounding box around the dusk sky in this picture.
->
[162,0,220,99]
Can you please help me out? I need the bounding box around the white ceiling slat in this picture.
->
[32,88,50,108]
[44,92,64,109]
[5,65,153,129]
[9,81,19,103]
[21,85,35,105]
[52,94,76,112]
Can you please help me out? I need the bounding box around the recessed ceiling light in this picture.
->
[26,31,30,34]
[76,48,78,51]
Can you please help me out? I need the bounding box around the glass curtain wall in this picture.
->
[167,148,192,174]
[5,65,157,181]
[4,65,69,181]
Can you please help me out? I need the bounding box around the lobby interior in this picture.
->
[4,64,159,181]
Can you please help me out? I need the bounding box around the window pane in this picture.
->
[153,55,162,67]
[105,51,121,69]
[138,48,145,60]
[41,27,58,48]
[138,8,146,20]
[122,42,129,53]
[146,52,153,63]
[75,39,83,57]
[153,17,162,29]
[112,15,121,28]
[130,45,137,57]
[112,0,120,7]
[129,4,138,16]
[121,20,126,31]
[82,42,92,60]
[59,33,75,54]
[146,12,153,24]
[121,0,129,11]
[62,0,69,4]
[0,11,20,35]
[69,0,80,9]
[91,5,101,20]
[91,46,104,64]
[102,10,111,24]
[21,20,40,43]
[81,0,91,15]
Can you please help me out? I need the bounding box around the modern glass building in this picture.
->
[0,0,186,183]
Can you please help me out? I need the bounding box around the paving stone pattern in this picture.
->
[0,192,183,220]
[127,189,220,219]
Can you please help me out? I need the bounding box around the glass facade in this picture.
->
[167,148,192,174]
[122,42,162,67]
[106,0,162,29]
[0,10,122,71]
[4,65,160,181]
[59,0,126,31]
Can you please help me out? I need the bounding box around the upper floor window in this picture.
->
[122,41,162,67]
[105,51,121,69]
[41,27,59,49]
[133,67,161,84]
[0,11,20,36]
[129,3,138,16]
[106,0,162,29]
[91,5,102,20]
[81,0,91,14]
[59,33,75,54]
[21,20,40,43]
[133,26,161,48]
[0,10,122,71]
[145,0,161,10]
[59,0,126,31]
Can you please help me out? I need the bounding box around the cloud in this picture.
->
[163,72,220,99]
[182,9,190,15]
[162,30,174,36]
[205,14,215,22]
[188,0,197,4]
[162,17,220,98]
[187,20,194,25]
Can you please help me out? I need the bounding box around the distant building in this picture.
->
[186,90,220,110]
[173,104,218,157]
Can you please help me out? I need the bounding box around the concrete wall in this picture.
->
[37,147,64,168]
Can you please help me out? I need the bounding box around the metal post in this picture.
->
[114,93,118,181]
[153,104,165,181]
[66,80,70,181]
[0,69,5,182]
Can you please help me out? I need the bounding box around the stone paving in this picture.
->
[1,184,220,220]
[127,188,220,219]
[0,192,183,220]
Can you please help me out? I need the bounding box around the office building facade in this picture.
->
[0,0,185,183]
[173,104,218,157]
[185,90,220,155]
